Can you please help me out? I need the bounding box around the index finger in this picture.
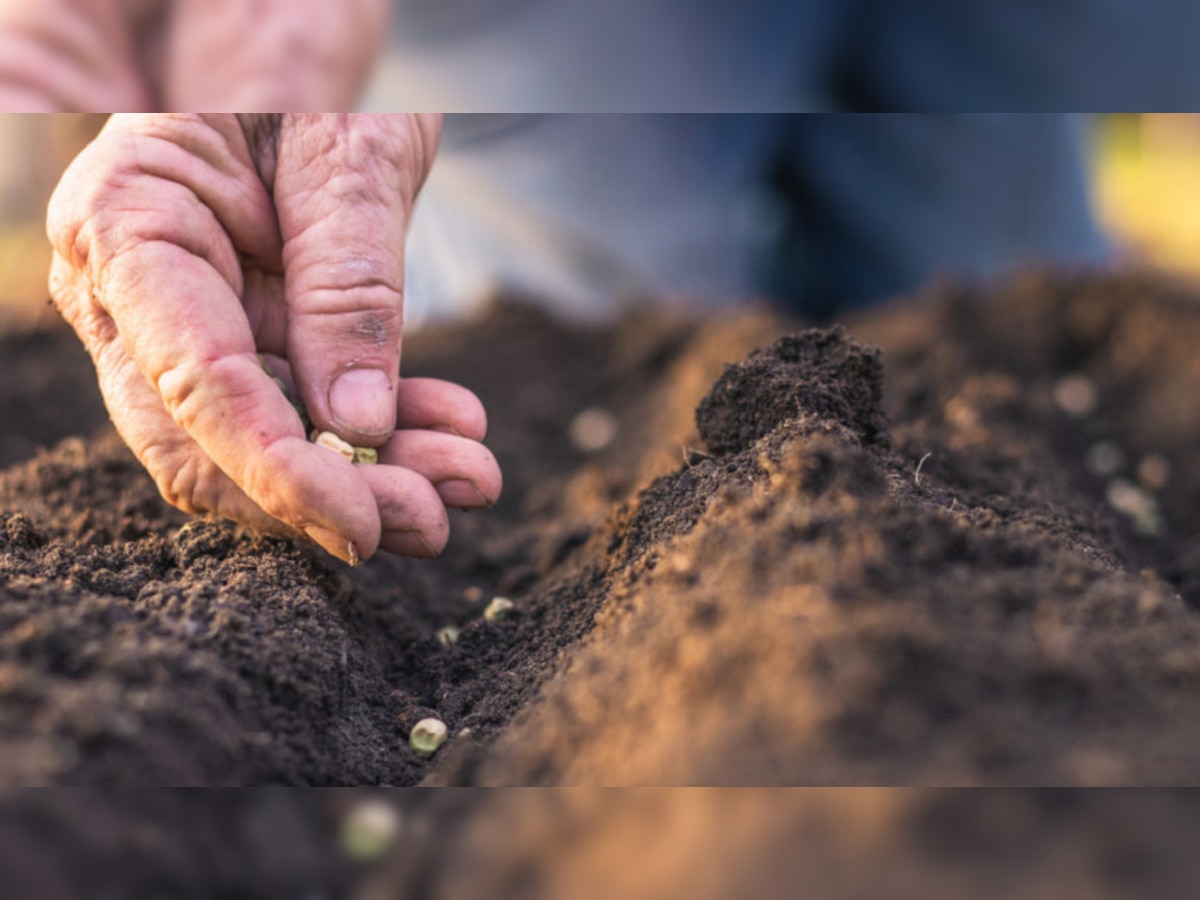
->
[49,115,381,563]
[101,239,382,563]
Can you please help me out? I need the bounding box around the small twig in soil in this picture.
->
[914,452,933,487]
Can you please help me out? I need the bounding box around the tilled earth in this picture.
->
[3,270,1200,797]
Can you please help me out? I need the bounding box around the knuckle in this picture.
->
[149,452,203,515]
[250,435,311,525]
[47,144,134,268]
[301,265,404,304]
[297,301,403,356]
[286,246,404,324]
[49,129,230,295]
[300,113,427,179]
[154,352,229,432]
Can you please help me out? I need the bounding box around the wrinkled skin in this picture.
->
[47,113,502,564]
[0,0,386,111]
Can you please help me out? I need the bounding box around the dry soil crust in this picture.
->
[3,271,1200,791]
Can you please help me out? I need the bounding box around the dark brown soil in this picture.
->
[5,270,1200,796]
[0,790,365,900]
[0,329,106,470]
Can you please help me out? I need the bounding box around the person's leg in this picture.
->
[839,0,1200,111]
[766,0,1200,317]
[771,114,1107,318]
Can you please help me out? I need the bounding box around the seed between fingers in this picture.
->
[260,362,377,465]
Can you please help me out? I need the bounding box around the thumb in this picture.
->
[272,113,440,445]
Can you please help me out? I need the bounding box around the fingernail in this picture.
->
[329,369,394,436]
[305,525,360,565]
[384,531,437,558]
[437,479,490,509]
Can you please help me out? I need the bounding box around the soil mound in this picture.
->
[696,325,889,455]
[4,271,1200,791]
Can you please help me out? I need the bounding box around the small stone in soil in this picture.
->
[410,718,448,758]
[1106,478,1164,536]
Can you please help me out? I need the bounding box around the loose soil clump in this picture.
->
[4,270,1200,793]
[696,325,890,455]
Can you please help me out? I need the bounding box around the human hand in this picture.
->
[47,113,502,564]
[0,0,386,112]
[0,0,159,111]
[161,0,388,111]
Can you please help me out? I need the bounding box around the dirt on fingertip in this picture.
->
[5,270,1200,798]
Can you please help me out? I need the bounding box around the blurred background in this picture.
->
[0,115,106,325]
[3,113,1200,330]
[4,788,1200,900]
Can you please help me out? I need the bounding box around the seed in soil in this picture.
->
[1106,478,1164,536]
[1085,440,1125,477]
[410,718,448,758]
[340,799,402,862]
[437,626,460,646]
[484,596,515,621]
[1053,373,1098,417]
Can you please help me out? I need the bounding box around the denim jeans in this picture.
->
[392,1,1198,322]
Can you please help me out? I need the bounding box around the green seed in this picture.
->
[483,596,515,621]
[410,718,447,758]
[352,446,378,465]
[437,626,460,646]
[340,799,401,863]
